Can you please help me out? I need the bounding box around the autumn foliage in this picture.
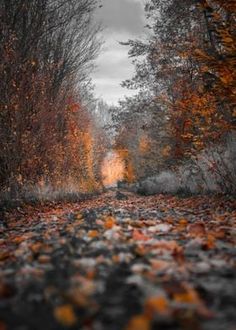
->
[115,0,235,191]
[171,0,236,157]
[0,0,104,200]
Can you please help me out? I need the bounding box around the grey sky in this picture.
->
[92,0,145,105]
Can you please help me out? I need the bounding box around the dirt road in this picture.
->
[0,191,235,330]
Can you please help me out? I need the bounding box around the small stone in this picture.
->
[193,262,211,274]
[148,224,171,233]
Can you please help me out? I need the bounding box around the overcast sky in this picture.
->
[92,0,146,105]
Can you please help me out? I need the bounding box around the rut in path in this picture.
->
[0,191,236,330]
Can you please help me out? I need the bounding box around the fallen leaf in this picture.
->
[210,228,226,239]
[112,255,120,263]
[152,240,182,253]
[38,255,51,264]
[188,222,206,237]
[173,285,214,318]
[75,213,83,220]
[144,296,169,317]
[54,305,77,327]
[30,242,43,254]
[0,251,11,261]
[125,314,151,330]
[66,288,91,308]
[179,219,188,226]
[12,236,26,245]
[88,230,99,238]
[134,245,147,257]
[173,287,200,304]
[133,229,150,241]
[104,216,116,229]
[202,235,216,250]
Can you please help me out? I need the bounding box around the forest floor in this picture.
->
[0,190,235,330]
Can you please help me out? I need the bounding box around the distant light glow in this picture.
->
[101,151,125,187]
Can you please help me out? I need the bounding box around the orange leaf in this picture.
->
[30,242,43,254]
[88,230,99,238]
[203,235,216,250]
[104,216,116,229]
[210,228,225,239]
[188,222,206,237]
[0,251,11,261]
[54,305,77,327]
[152,240,182,252]
[75,213,83,220]
[179,218,188,226]
[125,314,151,330]
[38,255,51,264]
[112,255,120,263]
[144,296,169,317]
[173,286,200,305]
[173,285,213,318]
[133,229,150,241]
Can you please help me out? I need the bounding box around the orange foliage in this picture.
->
[139,134,150,154]
[158,0,235,161]
[116,149,136,184]
[170,87,229,157]
[0,3,104,197]
[126,161,136,183]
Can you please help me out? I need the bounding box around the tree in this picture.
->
[117,0,235,190]
[0,0,103,198]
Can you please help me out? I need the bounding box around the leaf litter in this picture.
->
[0,191,235,330]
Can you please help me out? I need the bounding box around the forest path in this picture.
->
[0,191,236,330]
